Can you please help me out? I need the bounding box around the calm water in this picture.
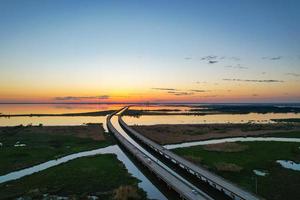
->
[0,104,124,131]
[276,160,300,171]
[0,104,124,115]
[253,170,268,176]
[1,104,299,126]
[0,116,108,131]
[131,105,199,113]
[123,113,300,125]
[124,104,300,125]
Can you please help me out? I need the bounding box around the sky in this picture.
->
[0,0,299,103]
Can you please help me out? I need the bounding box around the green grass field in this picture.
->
[173,141,300,200]
[0,125,113,175]
[0,154,147,200]
[264,130,300,138]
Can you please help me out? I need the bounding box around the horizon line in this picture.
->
[0,102,300,105]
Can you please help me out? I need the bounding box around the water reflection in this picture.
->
[131,105,195,113]
[0,104,125,115]
[124,113,300,125]
[277,160,300,171]
[0,145,166,200]
[0,116,107,130]
[253,170,268,176]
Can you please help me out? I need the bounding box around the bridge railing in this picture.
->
[118,110,263,200]
[107,111,213,200]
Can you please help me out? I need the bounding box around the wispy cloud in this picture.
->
[184,57,192,60]
[285,73,300,77]
[152,87,177,91]
[200,55,240,64]
[167,91,194,96]
[225,64,248,69]
[200,55,217,60]
[223,79,284,83]
[228,57,241,61]
[200,95,219,98]
[195,81,207,84]
[54,95,110,101]
[200,55,219,64]
[189,89,207,92]
[208,60,218,64]
[262,56,282,60]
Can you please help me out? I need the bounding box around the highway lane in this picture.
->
[108,108,213,200]
[119,107,263,200]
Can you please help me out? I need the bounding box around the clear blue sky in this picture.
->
[0,0,299,103]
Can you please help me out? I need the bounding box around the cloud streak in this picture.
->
[223,79,284,83]
[152,87,177,91]
[200,55,241,64]
[225,64,248,69]
[262,56,282,60]
[167,91,194,96]
[54,95,110,101]
[208,60,218,64]
[285,73,300,77]
[189,89,207,92]
[200,55,217,60]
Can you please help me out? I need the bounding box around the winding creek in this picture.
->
[0,144,167,200]
[164,137,300,149]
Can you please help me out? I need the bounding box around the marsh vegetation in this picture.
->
[173,141,300,200]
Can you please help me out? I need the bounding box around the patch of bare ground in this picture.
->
[113,185,140,200]
[184,155,203,163]
[132,123,300,144]
[214,162,243,172]
[203,142,248,152]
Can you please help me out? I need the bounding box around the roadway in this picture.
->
[107,108,214,200]
[118,106,263,200]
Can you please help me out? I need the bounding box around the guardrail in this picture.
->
[107,111,213,200]
[119,108,263,200]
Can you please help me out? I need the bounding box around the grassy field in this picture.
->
[0,154,147,200]
[190,105,300,114]
[0,124,113,175]
[132,123,300,144]
[173,141,300,200]
[265,130,300,138]
[272,118,300,123]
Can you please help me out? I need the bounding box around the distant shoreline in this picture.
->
[0,102,299,105]
[0,110,116,117]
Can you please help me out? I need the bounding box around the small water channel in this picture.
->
[0,144,166,200]
[164,137,300,149]
[276,160,300,171]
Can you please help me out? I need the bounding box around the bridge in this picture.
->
[108,107,262,200]
[119,107,262,200]
[107,108,213,200]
